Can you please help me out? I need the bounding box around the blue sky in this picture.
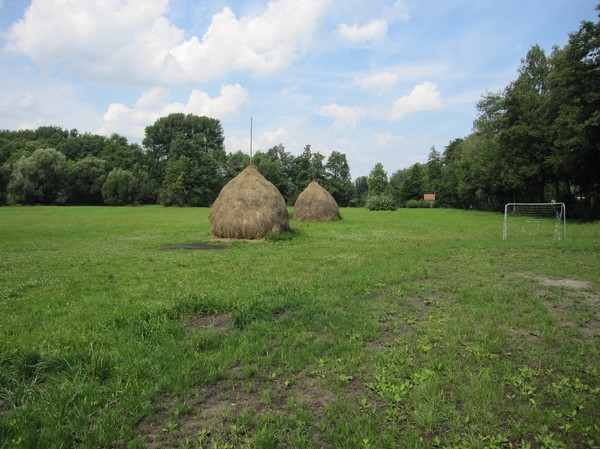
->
[0,0,597,179]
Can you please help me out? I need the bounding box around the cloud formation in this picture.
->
[355,71,399,90]
[101,84,249,137]
[390,81,442,120]
[7,0,325,84]
[338,19,388,43]
[318,103,362,128]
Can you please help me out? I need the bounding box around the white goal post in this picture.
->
[503,203,566,240]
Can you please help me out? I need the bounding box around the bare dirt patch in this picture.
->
[134,370,346,448]
[189,313,230,333]
[516,272,600,338]
[515,272,592,291]
[538,277,591,290]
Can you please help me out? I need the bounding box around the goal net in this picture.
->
[503,203,566,240]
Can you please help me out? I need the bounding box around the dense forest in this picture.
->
[1,9,598,218]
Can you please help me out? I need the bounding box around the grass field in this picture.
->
[0,206,599,449]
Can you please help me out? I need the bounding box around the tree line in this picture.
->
[0,114,356,208]
[370,8,600,218]
[1,7,598,217]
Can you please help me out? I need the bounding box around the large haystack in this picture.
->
[209,166,290,239]
[293,181,340,222]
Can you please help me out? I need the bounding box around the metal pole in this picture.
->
[250,117,253,164]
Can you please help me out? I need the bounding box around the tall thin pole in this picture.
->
[250,117,253,164]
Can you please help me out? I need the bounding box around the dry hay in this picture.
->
[209,165,289,240]
[293,181,340,222]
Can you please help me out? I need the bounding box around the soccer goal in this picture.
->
[503,203,566,240]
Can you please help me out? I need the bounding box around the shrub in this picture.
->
[366,194,397,211]
[406,199,433,208]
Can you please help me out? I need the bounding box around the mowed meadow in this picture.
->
[1,206,599,449]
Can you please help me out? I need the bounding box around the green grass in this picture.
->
[0,206,599,448]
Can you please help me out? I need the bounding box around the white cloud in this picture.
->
[390,81,442,121]
[338,19,388,43]
[355,71,399,90]
[318,103,362,128]
[355,64,446,91]
[101,84,250,138]
[258,127,288,147]
[6,0,326,84]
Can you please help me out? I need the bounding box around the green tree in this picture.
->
[389,168,408,206]
[143,113,226,190]
[0,163,11,205]
[159,156,216,207]
[100,139,146,172]
[7,148,68,205]
[425,146,443,194]
[57,133,108,160]
[67,156,108,205]
[253,151,296,204]
[352,176,368,207]
[102,168,138,206]
[437,138,463,207]
[324,151,354,206]
[454,135,501,209]
[34,126,69,148]
[399,163,424,203]
[292,145,327,191]
[225,150,251,181]
[548,10,600,212]
[367,163,389,197]
[500,45,552,201]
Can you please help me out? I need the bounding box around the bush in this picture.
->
[366,194,397,211]
[405,199,433,208]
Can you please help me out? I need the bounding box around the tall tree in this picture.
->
[437,138,464,207]
[324,151,354,206]
[500,45,552,201]
[425,146,443,194]
[389,168,408,206]
[548,9,600,208]
[353,176,369,206]
[367,163,389,197]
[399,163,424,203]
[143,114,226,205]
[292,145,327,190]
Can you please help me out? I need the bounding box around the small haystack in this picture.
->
[293,181,340,222]
[209,166,290,239]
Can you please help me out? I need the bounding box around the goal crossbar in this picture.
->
[503,202,566,240]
